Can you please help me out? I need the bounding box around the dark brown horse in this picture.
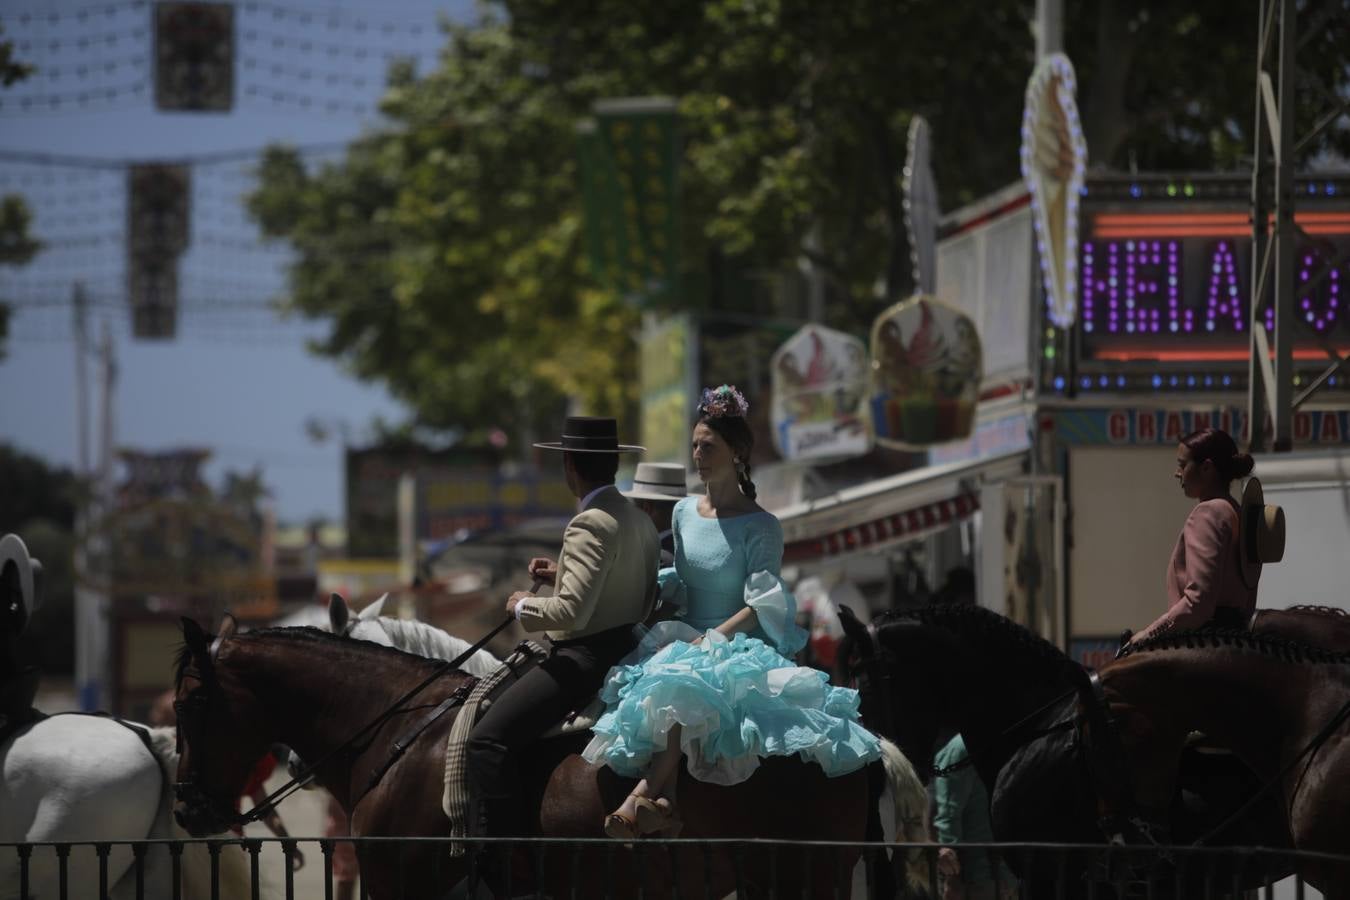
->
[171,619,929,899]
[837,604,1294,896]
[1253,604,1350,649]
[1102,630,1350,895]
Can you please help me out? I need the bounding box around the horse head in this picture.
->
[327,591,395,647]
[173,615,270,837]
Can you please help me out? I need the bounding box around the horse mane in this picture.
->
[1118,627,1350,664]
[175,625,452,689]
[374,617,500,676]
[876,603,1086,683]
[1280,604,1350,618]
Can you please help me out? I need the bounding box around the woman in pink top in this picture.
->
[1131,428,1257,644]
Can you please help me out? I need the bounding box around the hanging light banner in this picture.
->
[155,2,236,112]
[127,163,189,339]
[127,164,191,256]
[903,116,940,295]
[870,295,982,448]
[589,97,681,307]
[576,121,622,294]
[1020,52,1088,328]
[770,324,871,461]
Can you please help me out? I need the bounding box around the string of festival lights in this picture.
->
[1,0,445,116]
[0,140,360,344]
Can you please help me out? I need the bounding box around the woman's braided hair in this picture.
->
[697,384,757,500]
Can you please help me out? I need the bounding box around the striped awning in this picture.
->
[773,449,1027,564]
[784,493,980,563]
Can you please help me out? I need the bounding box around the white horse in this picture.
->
[0,714,259,900]
[322,593,501,677]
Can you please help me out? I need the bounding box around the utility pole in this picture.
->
[73,283,90,475]
[75,319,116,711]
[1035,0,1064,60]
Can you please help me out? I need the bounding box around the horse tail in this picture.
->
[145,726,277,900]
[879,738,933,896]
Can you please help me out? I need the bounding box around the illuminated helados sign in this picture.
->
[770,324,871,461]
[1078,208,1350,359]
[1021,53,1088,328]
[870,296,983,449]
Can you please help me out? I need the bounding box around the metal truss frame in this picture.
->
[1248,0,1350,452]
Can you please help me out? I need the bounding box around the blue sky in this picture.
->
[0,0,473,522]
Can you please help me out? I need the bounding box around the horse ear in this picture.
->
[359,593,388,621]
[837,605,875,658]
[328,593,350,633]
[182,616,208,650]
[181,616,213,671]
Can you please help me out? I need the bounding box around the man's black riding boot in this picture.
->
[0,667,41,733]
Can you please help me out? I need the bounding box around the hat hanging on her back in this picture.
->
[0,533,42,627]
[1237,476,1285,589]
[624,462,689,502]
[533,416,644,454]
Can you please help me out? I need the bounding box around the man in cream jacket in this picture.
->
[466,416,660,835]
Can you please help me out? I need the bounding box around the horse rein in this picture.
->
[175,607,523,831]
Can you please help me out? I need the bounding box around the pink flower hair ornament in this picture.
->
[698,384,750,419]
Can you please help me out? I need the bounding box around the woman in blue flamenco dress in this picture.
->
[583,385,882,839]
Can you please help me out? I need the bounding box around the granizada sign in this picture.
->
[1055,406,1350,446]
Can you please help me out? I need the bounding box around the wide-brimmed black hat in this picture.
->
[533,416,644,454]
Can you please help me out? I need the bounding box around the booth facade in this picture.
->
[775,173,1350,663]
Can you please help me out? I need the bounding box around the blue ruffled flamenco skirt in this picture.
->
[581,627,882,786]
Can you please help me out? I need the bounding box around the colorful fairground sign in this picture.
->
[770,324,871,461]
[1021,52,1088,328]
[870,296,983,449]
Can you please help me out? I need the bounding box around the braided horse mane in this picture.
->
[1281,604,1350,618]
[875,603,1089,684]
[1118,626,1350,665]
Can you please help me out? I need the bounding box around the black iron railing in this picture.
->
[2,837,1345,899]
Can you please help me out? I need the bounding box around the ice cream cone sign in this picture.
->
[1021,52,1088,328]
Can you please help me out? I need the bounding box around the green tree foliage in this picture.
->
[250,0,1344,440]
[0,24,39,359]
[1069,0,1349,171]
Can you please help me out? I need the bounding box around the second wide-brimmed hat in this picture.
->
[1237,476,1286,588]
[624,462,689,502]
[533,416,644,454]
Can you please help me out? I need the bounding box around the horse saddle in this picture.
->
[440,642,605,846]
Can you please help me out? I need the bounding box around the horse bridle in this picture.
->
[173,659,256,833]
[175,615,513,832]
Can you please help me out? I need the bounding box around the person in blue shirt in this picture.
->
[583,385,882,838]
[933,733,1017,900]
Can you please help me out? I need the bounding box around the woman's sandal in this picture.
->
[603,810,639,841]
[633,797,683,837]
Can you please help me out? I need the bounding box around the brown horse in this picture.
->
[1253,604,1350,649]
[1101,630,1350,895]
[171,619,929,899]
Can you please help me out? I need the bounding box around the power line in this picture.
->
[0,142,353,168]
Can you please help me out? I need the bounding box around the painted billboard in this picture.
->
[770,324,871,461]
[870,296,982,448]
